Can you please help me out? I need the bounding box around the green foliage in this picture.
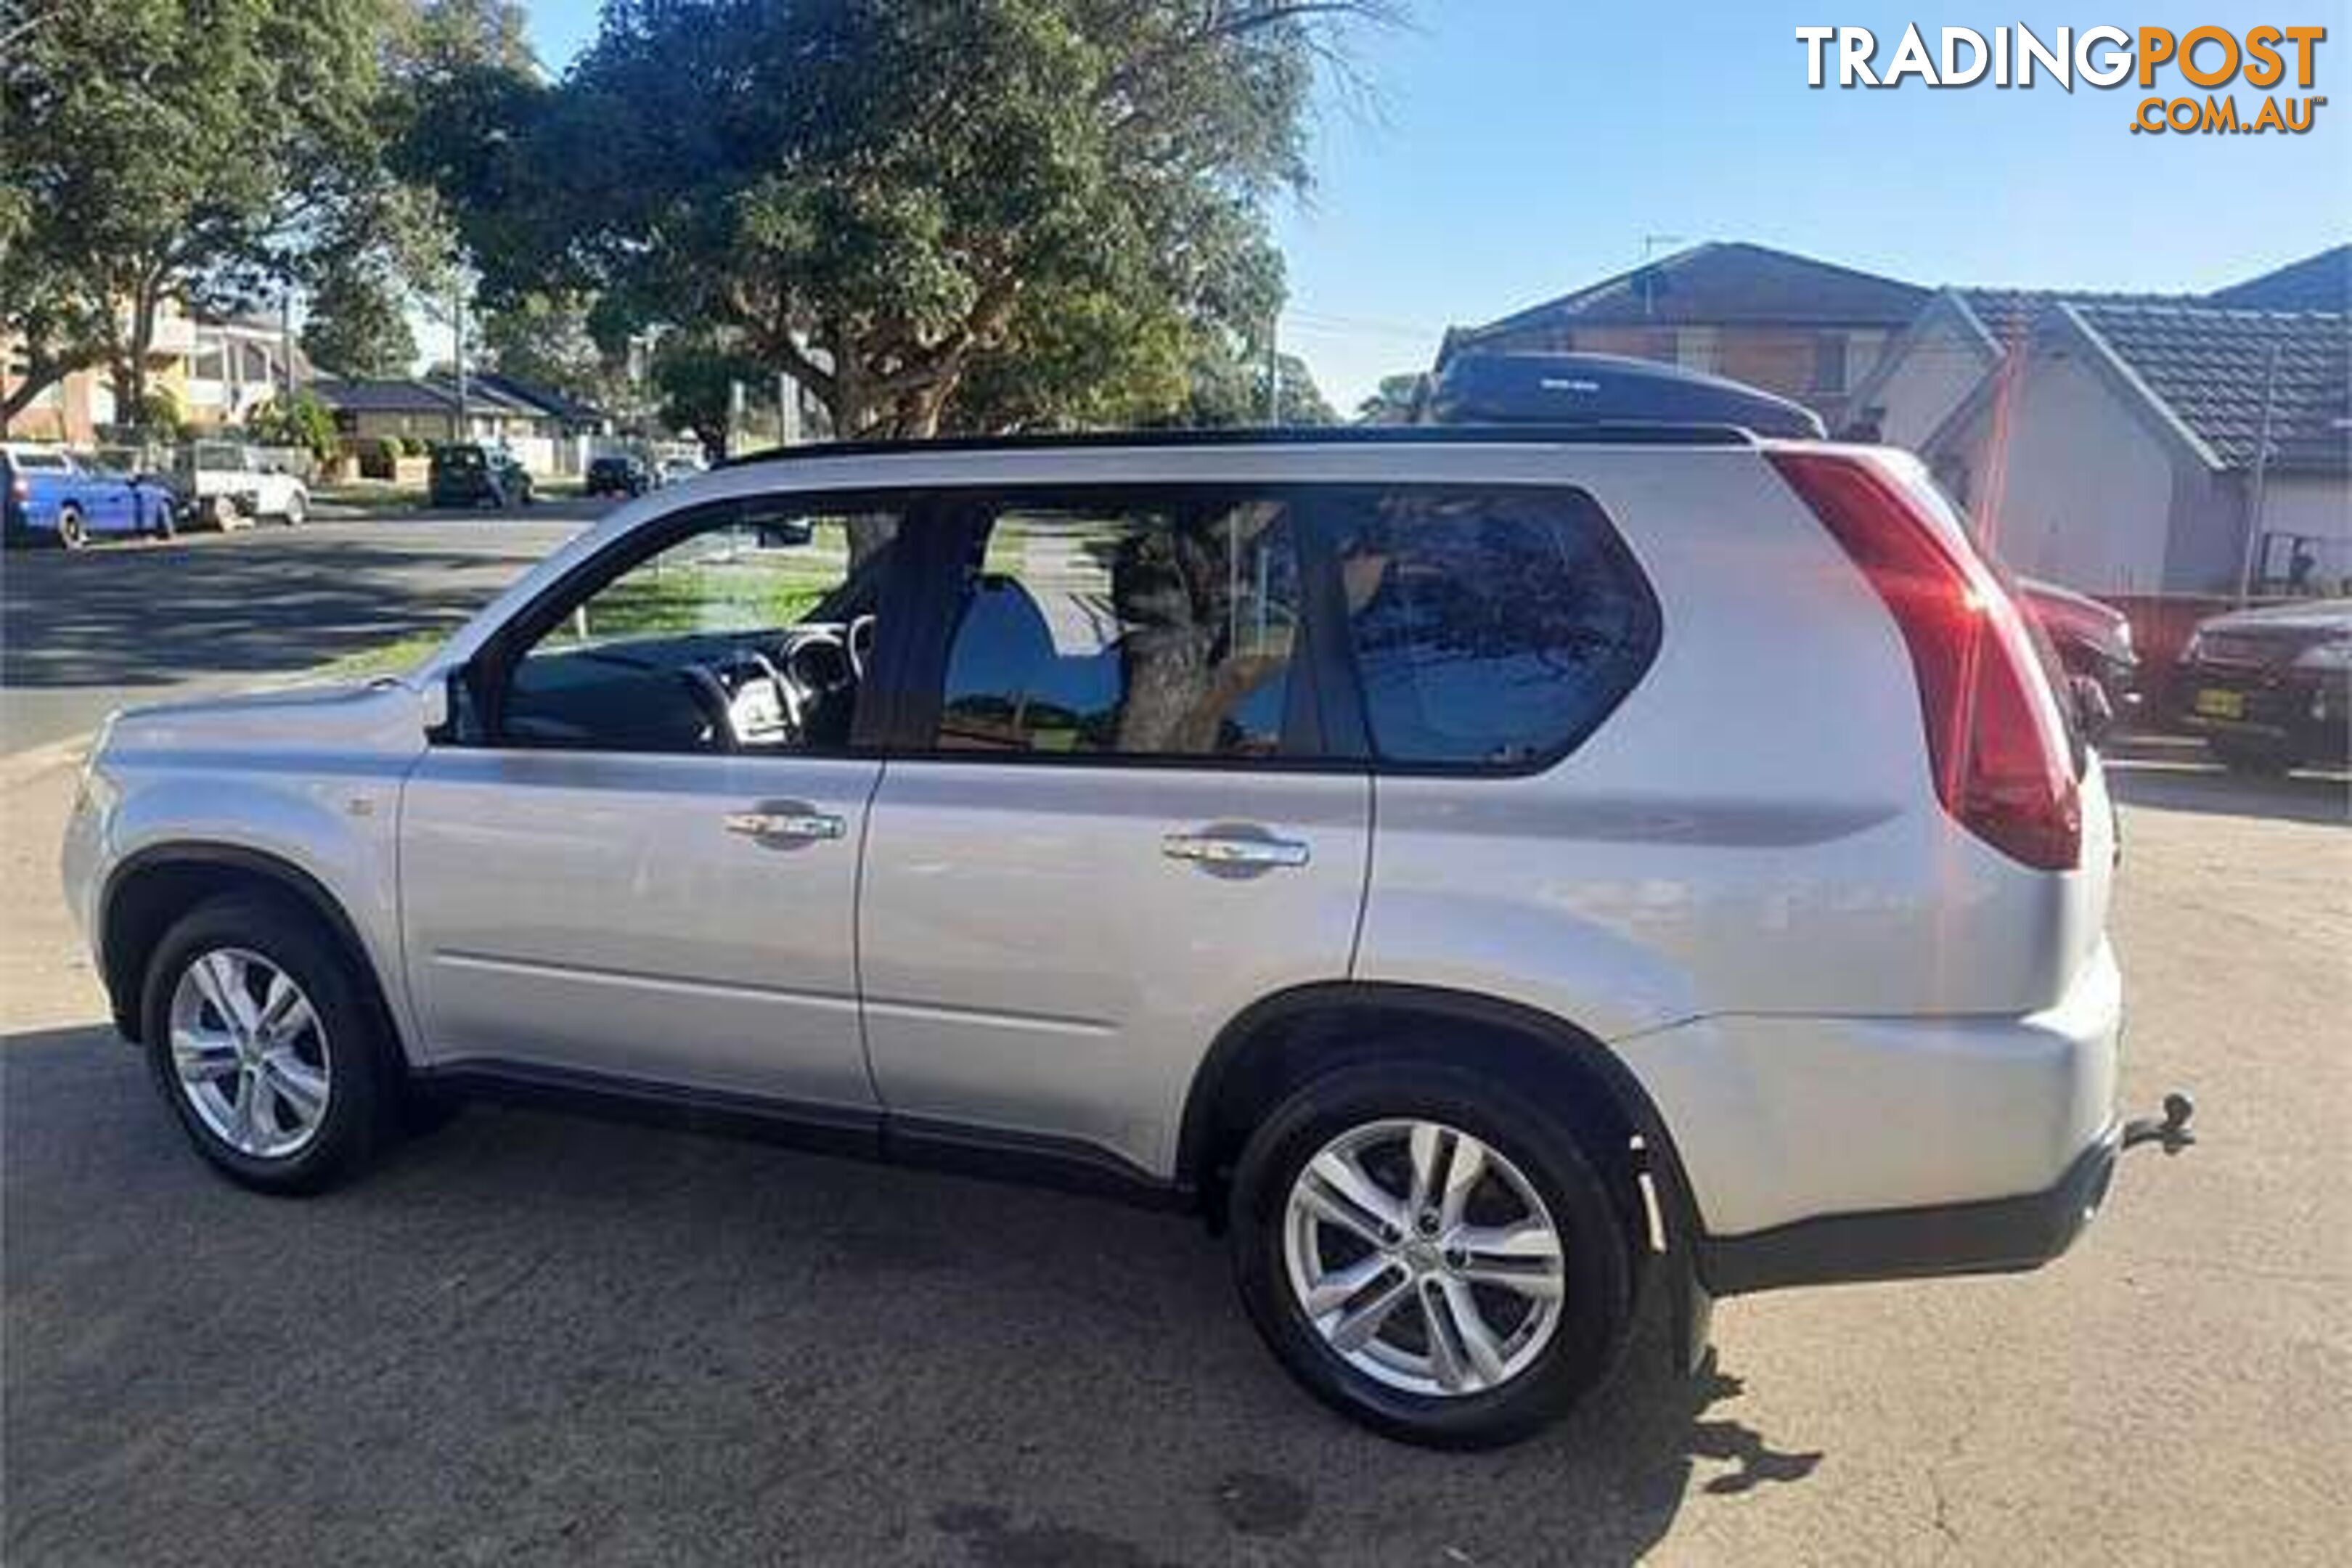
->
[478,291,625,410]
[303,260,419,378]
[1170,343,1336,428]
[1,0,391,427]
[247,391,339,457]
[649,335,762,452]
[1355,372,1428,424]
[408,1,1397,438]
[132,390,188,444]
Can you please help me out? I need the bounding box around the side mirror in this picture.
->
[419,673,452,737]
[2068,673,2116,746]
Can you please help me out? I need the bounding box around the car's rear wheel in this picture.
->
[55,504,89,550]
[141,895,396,1194]
[1229,1061,1633,1448]
[151,496,176,539]
[282,491,307,526]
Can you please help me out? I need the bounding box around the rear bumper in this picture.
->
[2173,667,2352,759]
[1695,1122,2119,1295]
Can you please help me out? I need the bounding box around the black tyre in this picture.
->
[139,894,399,1194]
[56,503,89,550]
[1229,1061,1634,1449]
[2209,736,2295,776]
[151,497,177,539]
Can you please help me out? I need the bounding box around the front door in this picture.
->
[399,497,906,1111]
[857,488,1372,1177]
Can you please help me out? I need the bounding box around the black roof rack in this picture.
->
[1423,351,1827,439]
[711,418,1757,472]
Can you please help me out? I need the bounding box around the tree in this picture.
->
[246,389,338,457]
[409,1,1399,441]
[1355,371,1427,423]
[1,0,391,430]
[303,259,419,377]
[478,290,626,409]
[1180,346,1337,427]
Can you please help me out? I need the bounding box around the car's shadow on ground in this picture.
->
[2104,756,2350,826]
[3,1024,1820,1566]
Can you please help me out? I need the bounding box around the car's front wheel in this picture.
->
[282,490,307,526]
[55,504,89,550]
[141,895,396,1194]
[1229,1061,1633,1448]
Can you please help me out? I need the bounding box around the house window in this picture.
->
[1813,334,1848,393]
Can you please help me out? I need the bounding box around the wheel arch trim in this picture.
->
[1175,979,1707,1246]
[98,841,402,1050]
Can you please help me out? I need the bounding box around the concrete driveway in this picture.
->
[1,748,2345,1566]
[1,513,598,754]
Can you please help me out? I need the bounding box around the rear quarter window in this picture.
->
[1331,487,1660,769]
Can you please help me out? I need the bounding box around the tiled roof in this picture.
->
[2206,245,2351,314]
[1953,287,2200,343]
[2071,303,2350,474]
[1453,242,1931,346]
[313,376,551,418]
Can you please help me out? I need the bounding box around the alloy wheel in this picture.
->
[1282,1118,1566,1397]
[167,947,332,1159]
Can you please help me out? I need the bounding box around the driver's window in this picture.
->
[501,503,900,754]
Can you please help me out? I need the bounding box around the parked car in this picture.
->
[2173,597,2352,773]
[584,454,652,498]
[176,440,310,529]
[3,443,179,548]
[656,454,706,487]
[2017,577,2140,727]
[428,443,535,509]
[62,360,2192,1449]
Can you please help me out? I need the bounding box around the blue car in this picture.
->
[3,443,180,549]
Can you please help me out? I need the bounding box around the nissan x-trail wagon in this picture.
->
[64,356,2189,1447]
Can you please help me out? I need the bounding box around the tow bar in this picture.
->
[2121,1091,2197,1156]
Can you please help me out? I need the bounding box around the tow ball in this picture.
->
[2121,1091,2197,1156]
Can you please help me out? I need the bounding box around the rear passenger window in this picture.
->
[1334,489,1658,767]
[936,497,1302,759]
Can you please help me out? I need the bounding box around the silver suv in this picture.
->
[62,375,2186,1447]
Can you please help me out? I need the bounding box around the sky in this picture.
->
[523,1,2349,412]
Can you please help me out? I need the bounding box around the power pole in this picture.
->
[279,287,295,400]
[452,279,468,441]
[1264,313,1281,425]
[2234,339,2283,606]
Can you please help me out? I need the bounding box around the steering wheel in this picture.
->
[846,614,879,680]
[674,663,738,752]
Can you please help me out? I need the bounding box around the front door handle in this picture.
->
[1161,830,1311,869]
[724,803,846,844]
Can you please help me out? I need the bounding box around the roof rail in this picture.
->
[711,419,1757,471]
[1424,351,1828,439]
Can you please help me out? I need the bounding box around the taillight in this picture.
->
[1769,449,2081,872]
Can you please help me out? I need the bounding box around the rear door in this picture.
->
[855,486,1371,1179]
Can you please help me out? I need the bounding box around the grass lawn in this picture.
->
[308,629,454,680]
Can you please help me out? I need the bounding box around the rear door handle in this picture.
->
[1161,831,1311,869]
[724,803,846,844]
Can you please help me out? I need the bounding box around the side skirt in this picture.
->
[412,1059,1193,1213]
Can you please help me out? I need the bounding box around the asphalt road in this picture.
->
[0,510,602,754]
[1,751,2345,1566]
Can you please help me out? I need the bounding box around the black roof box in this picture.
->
[1425,351,1826,438]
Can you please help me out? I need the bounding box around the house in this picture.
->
[4,301,305,443]
[315,376,556,448]
[2207,244,2351,313]
[1437,242,1931,431]
[469,372,614,439]
[1914,301,2349,597]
